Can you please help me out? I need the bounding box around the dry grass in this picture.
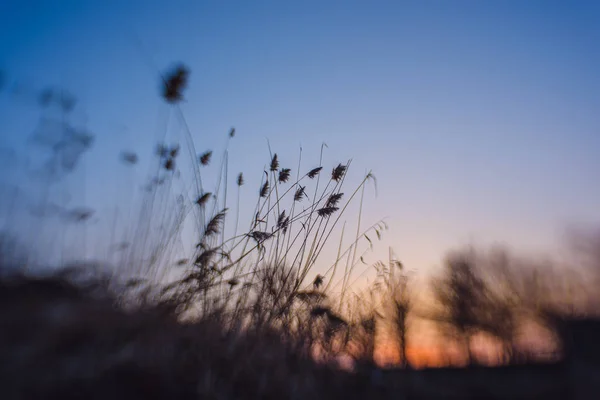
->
[1,267,594,400]
[3,62,600,399]
[0,271,379,400]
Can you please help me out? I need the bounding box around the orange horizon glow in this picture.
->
[373,325,559,369]
[374,343,450,369]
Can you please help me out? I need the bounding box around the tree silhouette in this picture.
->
[383,256,411,368]
[431,250,489,365]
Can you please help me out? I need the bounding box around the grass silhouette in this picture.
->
[2,63,600,399]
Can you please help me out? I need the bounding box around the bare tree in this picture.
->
[341,289,379,368]
[383,253,412,368]
[478,247,522,363]
[431,249,489,365]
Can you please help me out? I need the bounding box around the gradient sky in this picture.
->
[1,1,599,278]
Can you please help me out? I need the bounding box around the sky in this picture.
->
[1,1,599,280]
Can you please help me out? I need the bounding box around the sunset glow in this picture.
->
[1,4,600,398]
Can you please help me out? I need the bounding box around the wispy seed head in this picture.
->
[294,186,306,202]
[282,217,290,234]
[227,278,239,287]
[277,210,287,228]
[199,150,213,166]
[169,145,180,159]
[317,206,339,218]
[248,231,273,244]
[307,167,322,179]
[195,248,216,267]
[260,180,269,197]
[196,192,212,206]
[205,208,228,237]
[331,164,347,182]
[162,64,189,103]
[278,168,291,183]
[270,154,279,171]
[313,275,324,289]
[326,192,344,208]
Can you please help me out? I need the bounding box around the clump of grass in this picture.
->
[0,270,388,399]
[5,60,391,386]
[123,63,389,366]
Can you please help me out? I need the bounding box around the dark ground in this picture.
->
[1,273,599,399]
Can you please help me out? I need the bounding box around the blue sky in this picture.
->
[1,1,599,276]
